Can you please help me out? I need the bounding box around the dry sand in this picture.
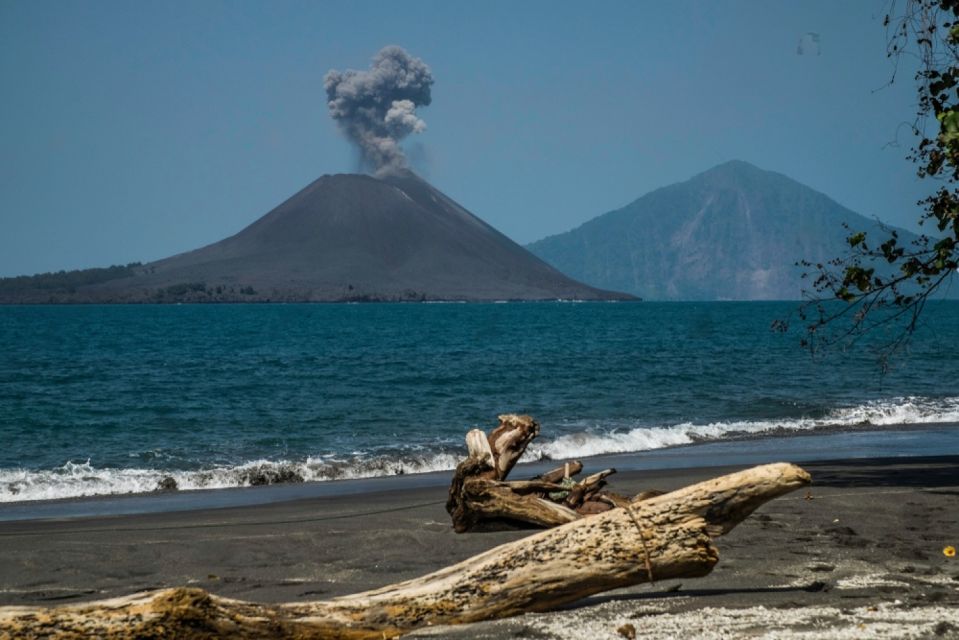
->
[0,456,957,638]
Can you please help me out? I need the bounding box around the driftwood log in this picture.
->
[446,414,649,531]
[0,462,810,639]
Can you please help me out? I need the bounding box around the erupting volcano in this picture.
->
[0,46,632,303]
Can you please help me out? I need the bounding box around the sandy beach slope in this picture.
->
[0,456,957,638]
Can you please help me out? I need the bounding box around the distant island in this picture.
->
[6,160,928,304]
[527,160,926,300]
[0,171,630,304]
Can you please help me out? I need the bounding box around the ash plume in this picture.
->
[324,46,434,174]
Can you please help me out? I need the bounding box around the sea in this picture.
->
[1,301,958,507]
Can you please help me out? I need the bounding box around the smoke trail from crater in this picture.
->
[324,46,434,174]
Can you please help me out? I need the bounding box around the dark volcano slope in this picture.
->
[527,160,925,300]
[2,172,631,303]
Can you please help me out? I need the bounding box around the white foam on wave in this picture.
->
[829,395,959,425]
[2,396,957,504]
[0,453,462,504]
[524,395,959,462]
[524,419,810,462]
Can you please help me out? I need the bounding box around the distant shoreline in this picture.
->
[0,298,645,305]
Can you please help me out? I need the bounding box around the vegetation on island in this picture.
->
[0,266,440,304]
[0,266,267,303]
[0,263,142,296]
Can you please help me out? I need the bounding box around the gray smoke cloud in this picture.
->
[324,46,434,174]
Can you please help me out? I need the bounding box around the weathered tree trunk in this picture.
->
[0,463,811,640]
[446,414,636,530]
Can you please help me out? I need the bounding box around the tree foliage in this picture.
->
[792,0,959,360]
[0,263,142,294]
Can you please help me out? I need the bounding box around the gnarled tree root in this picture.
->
[446,414,658,531]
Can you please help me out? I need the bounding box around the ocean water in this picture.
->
[1,301,958,503]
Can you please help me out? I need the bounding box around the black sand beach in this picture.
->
[1,455,958,638]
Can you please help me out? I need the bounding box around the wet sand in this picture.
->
[1,456,957,638]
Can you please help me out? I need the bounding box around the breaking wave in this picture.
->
[524,396,959,461]
[0,453,462,504]
[2,396,957,504]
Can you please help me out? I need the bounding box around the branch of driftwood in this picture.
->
[446,414,661,531]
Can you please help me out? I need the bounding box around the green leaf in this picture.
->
[847,232,866,247]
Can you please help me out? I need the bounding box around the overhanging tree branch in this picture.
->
[782,0,959,362]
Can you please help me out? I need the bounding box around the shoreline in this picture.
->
[0,455,956,638]
[2,423,958,522]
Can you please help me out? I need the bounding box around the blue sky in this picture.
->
[0,0,925,276]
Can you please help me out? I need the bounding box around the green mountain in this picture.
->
[527,160,921,300]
